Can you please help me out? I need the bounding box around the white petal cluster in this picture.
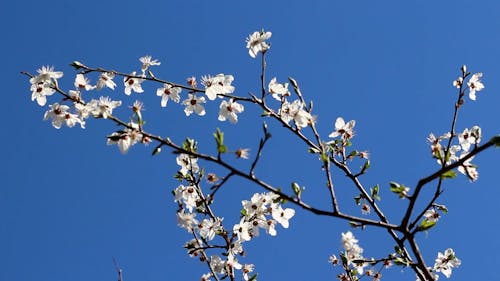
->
[106,121,143,154]
[218,99,244,124]
[433,248,461,278]
[246,30,272,58]
[341,231,367,275]
[329,117,356,140]
[202,74,235,100]
[279,99,312,129]
[234,192,295,240]
[29,66,62,106]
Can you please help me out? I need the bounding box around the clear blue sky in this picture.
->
[3,1,500,280]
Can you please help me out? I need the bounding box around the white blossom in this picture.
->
[202,74,235,100]
[156,83,181,107]
[268,77,290,101]
[246,30,272,58]
[218,99,244,124]
[182,94,206,116]
[74,74,95,91]
[96,72,117,90]
[467,72,484,100]
[123,72,144,95]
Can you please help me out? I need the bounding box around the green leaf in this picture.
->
[152,146,162,156]
[393,257,410,267]
[241,208,248,217]
[348,150,358,158]
[440,170,457,179]
[308,147,320,154]
[291,182,303,197]
[354,194,362,205]
[418,220,436,231]
[213,128,227,153]
[320,152,329,164]
[248,274,258,281]
[435,204,448,214]
[389,181,409,199]
[371,184,381,201]
[360,160,370,173]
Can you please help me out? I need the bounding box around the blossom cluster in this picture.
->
[173,150,295,280]
[427,66,485,181]
[25,29,491,281]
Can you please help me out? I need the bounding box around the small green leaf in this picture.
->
[213,128,227,153]
[348,150,358,158]
[371,184,381,201]
[389,181,409,199]
[360,160,370,173]
[354,194,362,205]
[320,153,329,164]
[291,182,302,197]
[308,147,320,154]
[418,220,436,231]
[440,170,457,179]
[435,204,448,214]
[248,274,258,281]
[241,208,248,217]
[152,146,162,156]
[394,257,410,267]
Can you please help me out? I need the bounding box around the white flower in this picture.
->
[329,117,356,139]
[235,148,250,159]
[88,96,122,119]
[176,210,198,232]
[233,218,252,242]
[458,126,481,152]
[279,99,311,128]
[174,184,200,213]
[467,72,484,100]
[434,248,461,278]
[30,80,55,106]
[74,74,95,91]
[246,30,272,58]
[341,231,359,251]
[184,238,203,258]
[106,122,142,154]
[293,107,312,129]
[139,55,161,73]
[202,74,235,100]
[176,153,200,176]
[438,145,461,166]
[242,264,254,281]
[218,99,244,123]
[182,94,206,116]
[123,72,144,95]
[199,218,223,241]
[44,103,85,129]
[457,154,478,181]
[423,209,440,223]
[96,72,117,90]
[31,66,63,83]
[271,203,295,228]
[226,253,242,270]
[210,255,226,275]
[262,219,277,236]
[268,77,290,101]
[156,84,181,107]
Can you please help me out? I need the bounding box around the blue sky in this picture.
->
[3,1,500,280]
